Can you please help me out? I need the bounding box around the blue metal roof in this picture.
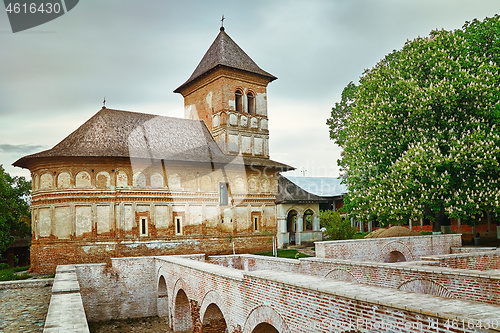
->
[285,177,347,197]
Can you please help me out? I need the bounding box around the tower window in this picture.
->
[175,216,183,235]
[140,217,148,236]
[220,182,229,206]
[247,92,255,114]
[235,90,243,112]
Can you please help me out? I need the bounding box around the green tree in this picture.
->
[0,165,31,253]
[320,210,356,240]
[327,15,500,231]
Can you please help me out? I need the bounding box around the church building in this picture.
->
[14,27,324,273]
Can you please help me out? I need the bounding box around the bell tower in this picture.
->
[174,27,277,158]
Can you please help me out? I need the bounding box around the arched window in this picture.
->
[247,92,255,114]
[304,210,314,230]
[235,90,243,112]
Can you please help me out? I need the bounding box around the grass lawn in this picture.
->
[254,249,311,259]
[0,264,31,282]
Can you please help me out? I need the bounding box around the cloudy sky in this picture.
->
[1,0,498,180]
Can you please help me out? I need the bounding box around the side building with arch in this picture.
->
[275,176,326,247]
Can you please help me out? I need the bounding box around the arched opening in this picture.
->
[304,210,314,231]
[202,303,227,333]
[235,90,243,112]
[398,279,453,298]
[252,323,279,333]
[287,210,297,245]
[157,275,169,318]
[325,269,358,283]
[174,289,192,332]
[247,92,255,114]
[386,250,406,263]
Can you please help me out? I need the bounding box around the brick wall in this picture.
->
[32,234,273,273]
[75,257,157,321]
[209,254,500,306]
[315,234,461,262]
[162,256,500,333]
[424,250,500,270]
[71,254,500,332]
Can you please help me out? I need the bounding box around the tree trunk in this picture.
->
[424,205,446,232]
[434,206,450,233]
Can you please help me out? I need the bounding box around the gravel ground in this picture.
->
[0,285,51,332]
[88,317,172,332]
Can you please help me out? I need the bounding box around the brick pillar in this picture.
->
[190,300,201,333]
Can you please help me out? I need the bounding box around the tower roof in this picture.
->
[174,27,277,93]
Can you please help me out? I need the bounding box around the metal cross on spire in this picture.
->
[103,97,106,108]
[221,14,225,28]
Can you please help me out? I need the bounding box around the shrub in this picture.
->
[320,210,356,240]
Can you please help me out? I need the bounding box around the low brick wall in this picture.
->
[302,257,500,305]
[208,254,300,272]
[43,265,89,333]
[0,278,53,290]
[158,255,500,333]
[423,250,500,270]
[452,246,497,254]
[315,234,461,262]
[209,254,500,305]
[31,234,273,274]
[75,256,157,322]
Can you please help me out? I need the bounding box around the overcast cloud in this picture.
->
[1,0,498,179]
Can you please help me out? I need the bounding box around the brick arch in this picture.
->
[199,290,227,323]
[172,278,192,333]
[260,177,270,193]
[157,273,169,318]
[75,171,91,188]
[133,172,146,188]
[200,175,212,192]
[200,291,228,333]
[172,277,191,304]
[56,171,72,189]
[324,269,359,283]
[115,169,129,187]
[243,305,291,333]
[398,279,454,298]
[248,176,258,192]
[378,241,414,262]
[233,176,247,194]
[96,171,110,189]
[40,172,54,189]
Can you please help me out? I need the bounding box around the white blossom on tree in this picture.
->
[328,15,500,231]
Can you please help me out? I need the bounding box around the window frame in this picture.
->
[219,182,230,206]
[235,90,243,112]
[175,216,183,235]
[140,217,148,237]
[247,92,255,115]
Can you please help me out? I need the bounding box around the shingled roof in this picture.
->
[275,176,328,204]
[13,108,292,170]
[174,27,277,93]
